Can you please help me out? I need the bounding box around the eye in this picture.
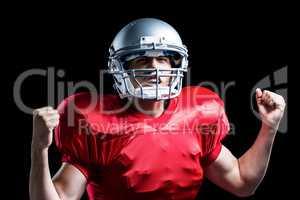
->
[132,57,147,65]
[157,56,170,63]
[127,57,148,69]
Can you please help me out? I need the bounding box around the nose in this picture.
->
[146,58,159,69]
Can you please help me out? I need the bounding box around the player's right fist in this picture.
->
[32,106,60,150]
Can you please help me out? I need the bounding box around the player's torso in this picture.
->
[80,87,223,200]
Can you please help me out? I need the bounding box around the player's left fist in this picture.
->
[256,88,286,129]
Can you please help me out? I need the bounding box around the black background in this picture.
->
[4,3,297,200]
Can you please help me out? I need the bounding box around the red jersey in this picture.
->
[55,86,230,200]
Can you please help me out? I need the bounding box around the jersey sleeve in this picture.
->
[54,95,92,179]
[197,88,230,167]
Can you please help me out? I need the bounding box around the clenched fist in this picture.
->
[32,106,60,150]
[256,88,286,130]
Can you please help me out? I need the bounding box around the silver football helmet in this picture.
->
[108,18,188,100]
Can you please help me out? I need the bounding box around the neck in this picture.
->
[131,98,168,118]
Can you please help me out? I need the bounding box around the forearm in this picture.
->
[238,124,277,190]
[29,146,61,200]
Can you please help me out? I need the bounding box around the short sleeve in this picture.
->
[199,94,230,168]
[54,96,92,179]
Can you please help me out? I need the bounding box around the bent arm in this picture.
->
[205,124,277,197]
[29,147,62,200]
[205,89,285,197]
[30,106,87,200]
[29,146,87,200]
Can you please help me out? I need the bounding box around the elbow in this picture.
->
[233,182,258,197]
[234,188,256,198]
[233,168,263,197]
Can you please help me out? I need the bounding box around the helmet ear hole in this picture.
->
[122,61,130,70]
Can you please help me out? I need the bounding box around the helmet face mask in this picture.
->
[108,18,188,100]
